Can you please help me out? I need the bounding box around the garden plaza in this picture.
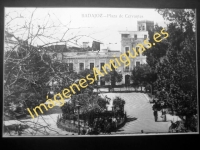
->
[27,29,169,119]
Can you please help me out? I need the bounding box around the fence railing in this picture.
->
[57,114,127,134]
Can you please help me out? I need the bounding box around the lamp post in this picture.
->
[76,104,81,135]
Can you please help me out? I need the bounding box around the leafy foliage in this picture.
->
[113,96,125,113]
[144,9,197,131]
[104,70,123,87]
[4,39,76,118]
[143,25,169,69]
[131,64,157,91]
[61,85,110,121]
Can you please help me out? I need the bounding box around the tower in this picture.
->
[137,20,154,31]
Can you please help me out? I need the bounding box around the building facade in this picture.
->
[47,20,154,86]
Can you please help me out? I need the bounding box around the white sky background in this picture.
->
[5,8,166,49]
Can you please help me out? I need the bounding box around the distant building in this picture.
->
[45,20,154,86]
[4,31,19,52]
[137,20,154,31]
[4,31,31,53]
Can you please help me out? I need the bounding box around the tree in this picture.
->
[4,43,53,110]
[143,24,169,70]
[104,70,123,91]
[143,9,197,131]
[131,65,143,91]
[4,9,92,123]
[113,96,125,116]
[131,64,156,92]
[142,64,157,93]
[61,85,109,125]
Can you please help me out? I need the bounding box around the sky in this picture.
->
[5,8,166,49]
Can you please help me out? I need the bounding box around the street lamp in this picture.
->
[76,104,81,135]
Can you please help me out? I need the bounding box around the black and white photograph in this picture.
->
[3,7,198,137]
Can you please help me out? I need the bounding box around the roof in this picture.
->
[137,20,154,23]
[119,30,148,34]
[62,51,121,58]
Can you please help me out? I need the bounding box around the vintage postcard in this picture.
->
[3,8,198,137]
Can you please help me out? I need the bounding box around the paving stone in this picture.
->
[102,93,170,134]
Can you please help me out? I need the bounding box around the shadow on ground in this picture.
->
[114,116,137,132]
[126,116,137,123]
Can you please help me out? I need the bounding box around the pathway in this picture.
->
[101,93,171,134]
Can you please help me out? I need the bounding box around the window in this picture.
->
[125,62,129,72]
[90,63,94,70]
[125,75,130,86]
[122,34,129,38]
[139,24,143,31]
[79,63,84,71]
[111,62,115,70]
[142,26,145,30]
[136,61,140,67]
[69,63,73,71]
[100,62,105,70]
[144,35,147,40]
[136,47,140,55]
[100,77,105,86]
[66,63,73,71]
[125,47,129,56]
[134,34,137,40]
